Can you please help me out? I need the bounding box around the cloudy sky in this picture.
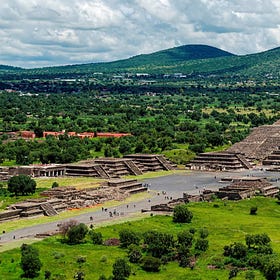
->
[1,0,280,68]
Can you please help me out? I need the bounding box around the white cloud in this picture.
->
[0,0,280,67]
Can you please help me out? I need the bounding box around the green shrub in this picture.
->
[141,256,161,272]
[173,204,193,223]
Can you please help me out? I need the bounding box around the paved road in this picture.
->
[1,169,280,244]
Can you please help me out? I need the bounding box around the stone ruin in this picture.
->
[228,120,280,161]
[188,177,279,201]
[145,177,279,213]
[0,154,176,181]
[187,120,280,171]
[186,152,253,171]
[0,179,147,222]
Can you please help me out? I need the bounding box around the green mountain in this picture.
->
[1,44,280,79]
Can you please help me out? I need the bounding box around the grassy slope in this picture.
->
[1,197,279,279]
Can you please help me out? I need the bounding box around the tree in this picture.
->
[67,223,88,244]
[89,230,103,245]
[141,256,161,272]
[8,175,36,196]
[173,204,193,223]
[177,230,194,247]
[127,244,142,263]
[119,229,140,248]
[143,230,175,258]
[20,243,42,278]
[199,228,209,239]
[112,258,131,280]
[58,220,78,238]
[223,242,247,259]
[194,238,209,253]
[15,146,31,165]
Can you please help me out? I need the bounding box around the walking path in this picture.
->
[1,169,279,248]
[0,189,170,245]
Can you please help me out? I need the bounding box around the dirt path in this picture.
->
[1,169,279,249]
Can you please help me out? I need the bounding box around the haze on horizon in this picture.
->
[1,0,280,68]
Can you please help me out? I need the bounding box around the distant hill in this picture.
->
[1,44,280,79]
[0,65,22,71]
[113,44,234,66]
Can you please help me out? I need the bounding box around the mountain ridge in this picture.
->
[1,44,280,79]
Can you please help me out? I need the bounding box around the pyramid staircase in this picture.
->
[124,160,143,175]
[156,155,175,170]
[235,154,252,169]
[40,203,58,216]
[94,165,111,178]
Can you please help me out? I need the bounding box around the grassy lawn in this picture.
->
[0,197,278,279]
[35,176,106,189]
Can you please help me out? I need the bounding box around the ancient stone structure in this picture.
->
[3,154,175,180]
[186,152,253,171]
[209,177,279,200]
[65,162,110,178]
[187,120,280,170]
[227,120,280,161]
[8,165,66,177]
[262,149,280,166]
[124,154,176,172]
[0,179,147,222]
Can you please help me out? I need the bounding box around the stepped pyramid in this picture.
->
[227,120,280,161]
[187,120,280,171]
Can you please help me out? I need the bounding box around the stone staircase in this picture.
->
[124,160,143,175]
[40,203,58,216]
[235,154,252,169]
[156,155,174,170]
[94,165,111,178]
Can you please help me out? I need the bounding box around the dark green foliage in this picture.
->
[262,257,280,280]
[229,268,238,279]
[112,258,131,280]
[177,245,191,267]
[224,233,277,280]
[66,223,88,245]
[89,230,103,245]
[173,204,193,223]
[223,242,247,259]
[20,243,42,278]
[143,230,175,258]
[44,270,51,279]
[245,233,272,253]
[119,229,140,248]
[99,275,107,280]
[8,175,36,196]
[52,181,59,188]
[141,256,161,272]
[177,230,194,247]
[127,244,142,263]
[74,271,85,280]
[250,206,258,215]
[76,256,86,264]
[245,271,255,280]
[199,228,209,239]
[194,238,209,253]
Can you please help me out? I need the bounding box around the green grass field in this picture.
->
[0,197,279,279]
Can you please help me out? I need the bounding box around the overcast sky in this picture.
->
[1,0,280,68]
